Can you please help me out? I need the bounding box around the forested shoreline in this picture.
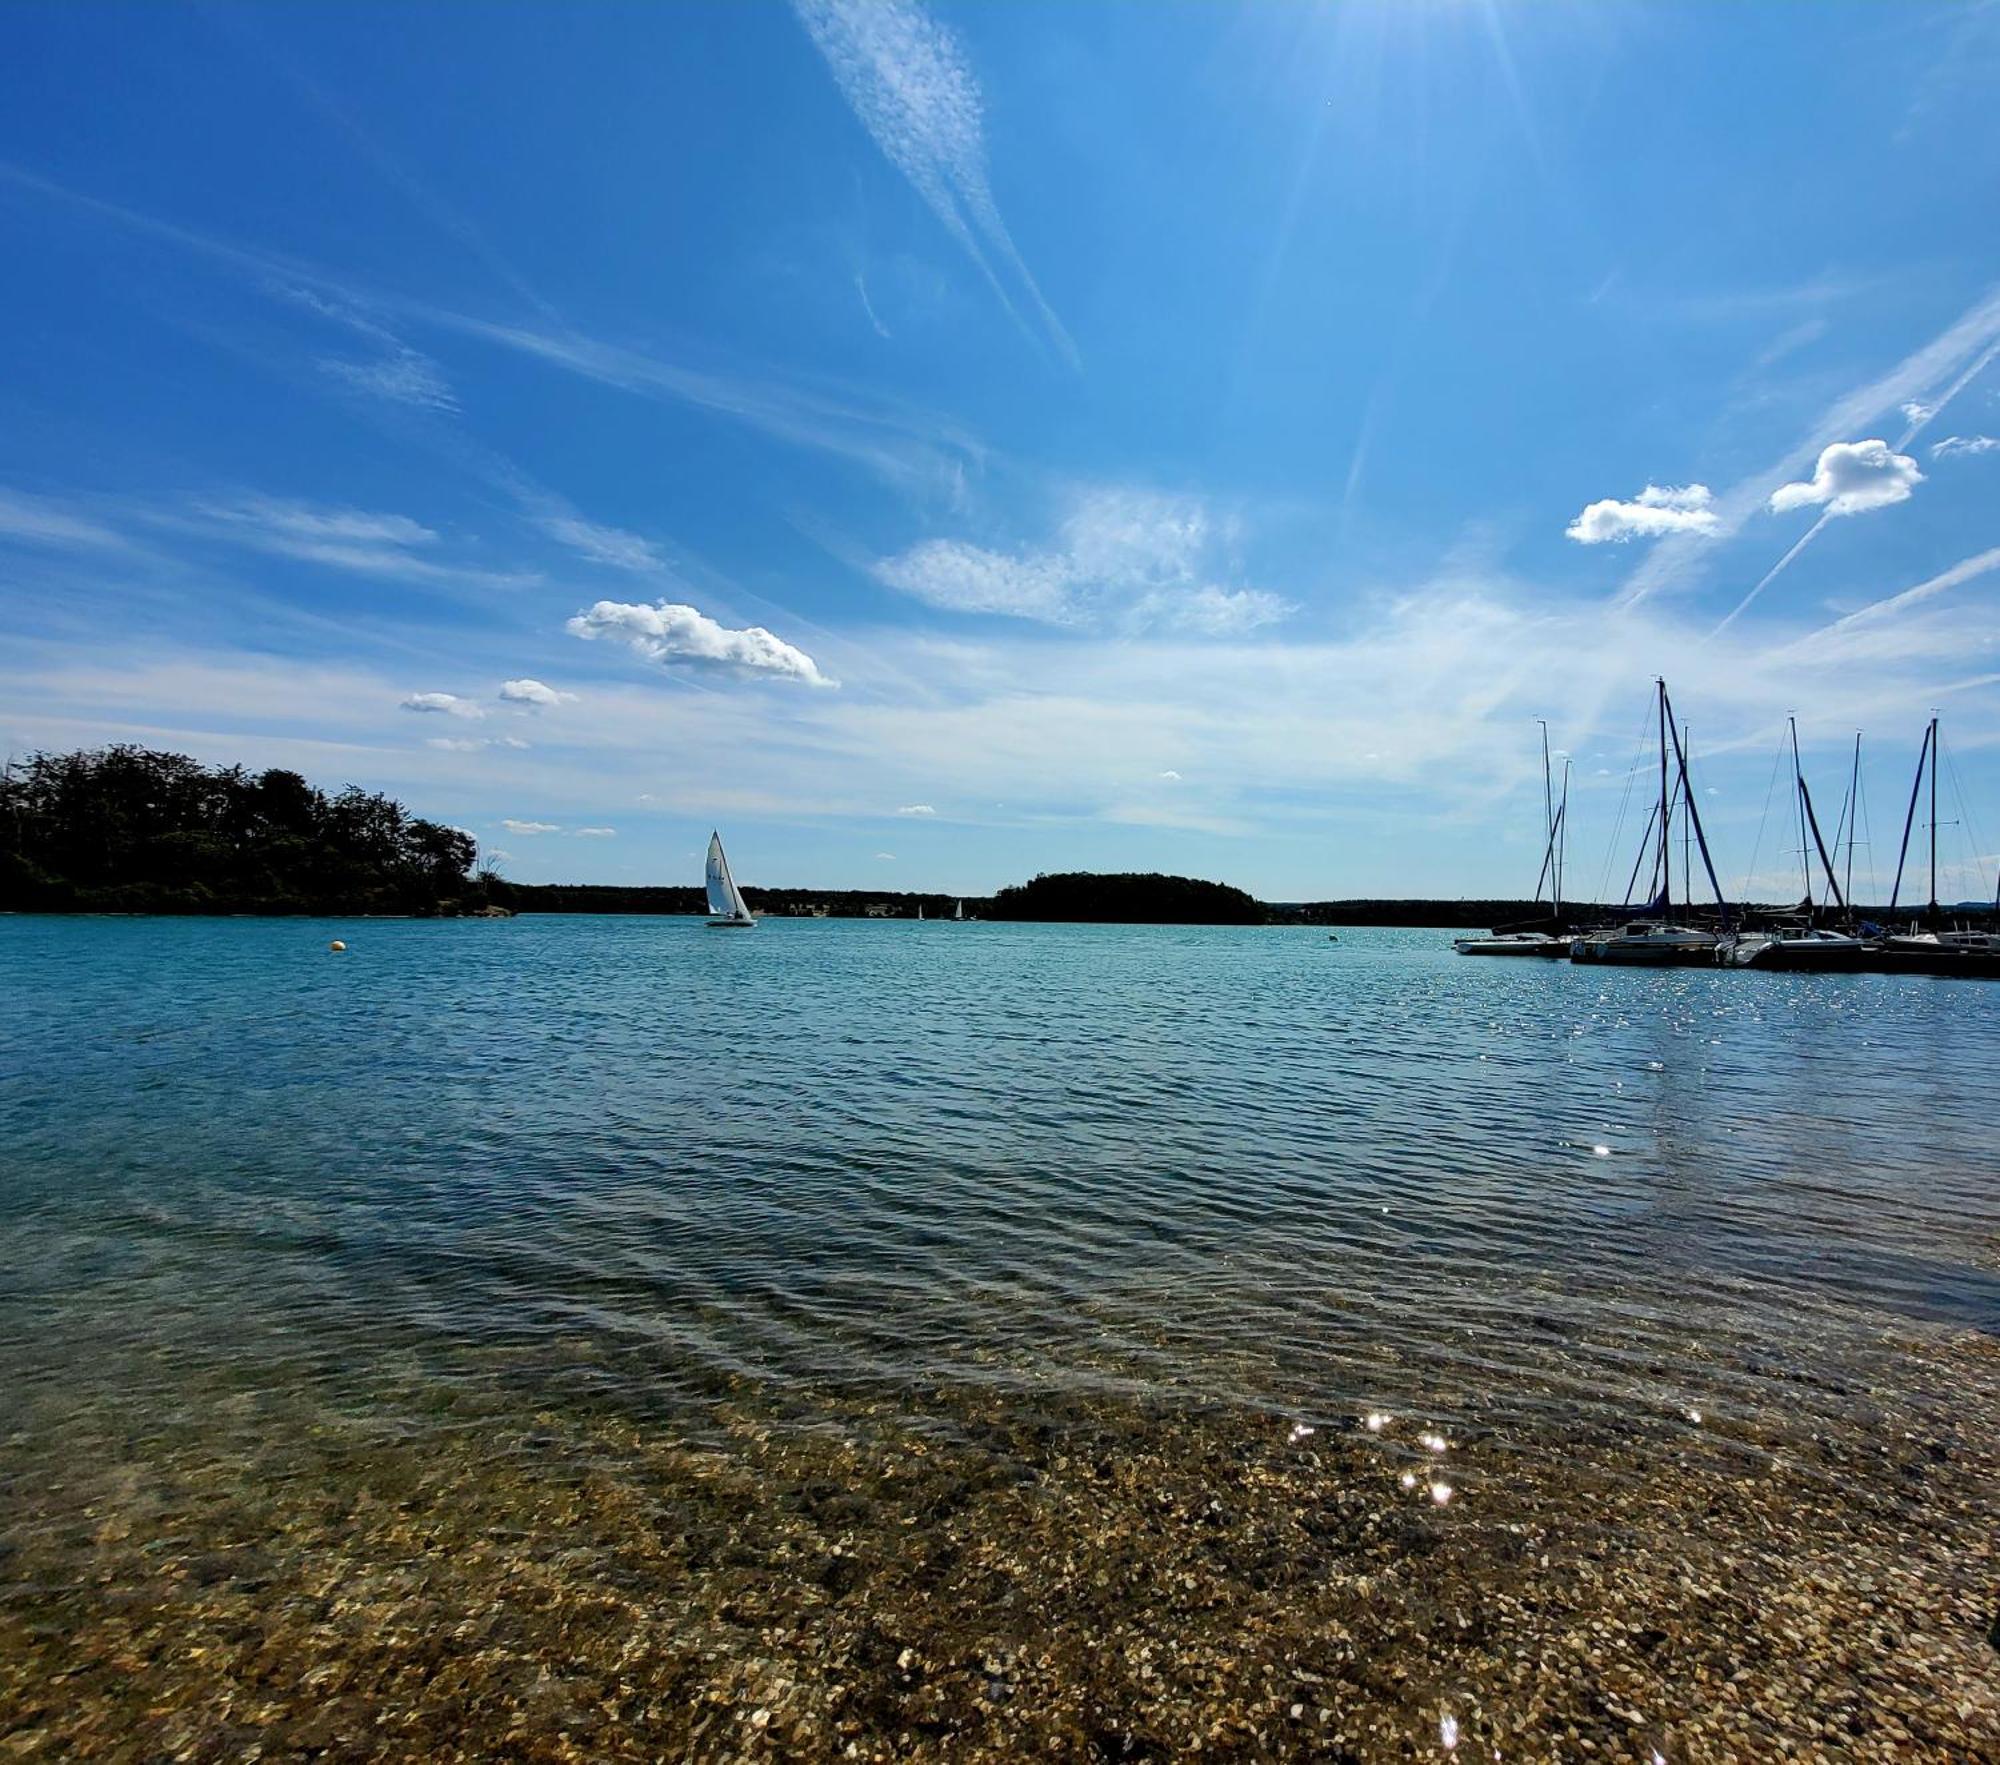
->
[1,747,493,916]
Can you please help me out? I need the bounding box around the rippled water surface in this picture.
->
[3,914,1998,1758]
[4,914,1997,1443]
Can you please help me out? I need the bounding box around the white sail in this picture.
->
[953,899,964,920]
[705,831,753,922]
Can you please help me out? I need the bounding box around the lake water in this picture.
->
[3,915,1998,1760]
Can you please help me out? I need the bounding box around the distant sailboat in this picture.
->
[917,902,925,920]
[704,830,755,928]
[953,899,964,922]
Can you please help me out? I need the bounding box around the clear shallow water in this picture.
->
[3,913,1995,1463]
[6,914,2000,1761]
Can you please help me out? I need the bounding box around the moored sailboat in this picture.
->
[704,830,756,928]
[1455,723,1571,956]
[1570,680,1728,965]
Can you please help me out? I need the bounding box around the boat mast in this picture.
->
[1555,758,1570,923]
[1844,733,1860,912]
[1789,716,1813,914]
[1888,718,1933,915]
[1928,712,1939,917]
[1539,720,1554,904]
[1656,679,1671,916]
[1682,722,1692,916]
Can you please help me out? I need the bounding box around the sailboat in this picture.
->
[953,898,964,922]
[1454,722,1570,955]
[1727,718,1865,969]
[1884,715,1998,958]
[704,830,755,928]
[1570,679,1729,965]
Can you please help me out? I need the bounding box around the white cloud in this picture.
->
[1932,434,1999,459]
[536,514,666,574]
[0,488,128,550]
[567,598,833,685]
[1564,483,1720,544]
[874,851,896,860]
[873,487,1289,634]
[401,691,484,718]
[425,736,488,752]
[501,819,560,835]
[792,0,1076,365]
[1902,399,1936,424]
[1158,769,1182,781]
[201,497,437,549]
[1768,438,1923,516]
[572,826,617,837]
[181,496,538,589]
[499,677,576,707]
[320,348,457,412]
[895,803,936,816]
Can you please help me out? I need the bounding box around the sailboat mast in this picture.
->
[1682,723,1692,916]
[1844,733,1860,911]
[1789,716,1812,912]
[1928,713,1939,915]
[1657,680,1671,915]
[1556,759,1570,921]
[1888,720,1931,915]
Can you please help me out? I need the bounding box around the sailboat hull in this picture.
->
[705,917,755,929]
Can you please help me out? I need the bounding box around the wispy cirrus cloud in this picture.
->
[874,487,1290,634]
[175,495,540,590]
[0,488,129,551]
[1932,433,1999,459]
[567,598,835,686]
[501,819,560,835]
[792,0,1076,368]
[1564,483,1719,545]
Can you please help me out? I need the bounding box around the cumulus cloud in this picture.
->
[873,487,1289,634]
[1932,434,1999,459]
[566,599,833,685]
[1901,400,1936,425]
[1564,483,1720,544]
[401,691,484,718]
[1768,438,1923,516]
[895,803,936,816]
[499,677,576,707]
[501,819,560,835]
[1158,769,1182,781]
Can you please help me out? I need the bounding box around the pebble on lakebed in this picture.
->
[2,1330,1998,1762]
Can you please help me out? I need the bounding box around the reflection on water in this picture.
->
[2,916,1997,1758]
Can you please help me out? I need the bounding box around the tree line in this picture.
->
[1,746,490,915]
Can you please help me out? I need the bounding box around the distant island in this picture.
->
[986,870,1264,924]
[1,746,497,916]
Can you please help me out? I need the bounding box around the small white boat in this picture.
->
[1726,925,1866,968]
[1885,924,1998,954]
[1569,922,1718,965]
[1452,931,1566,957]
[704,830,755,928]
[953,899,964,922]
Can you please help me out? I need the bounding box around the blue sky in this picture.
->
[3,1,1997,902]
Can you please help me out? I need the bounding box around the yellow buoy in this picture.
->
[329,940,347,952]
